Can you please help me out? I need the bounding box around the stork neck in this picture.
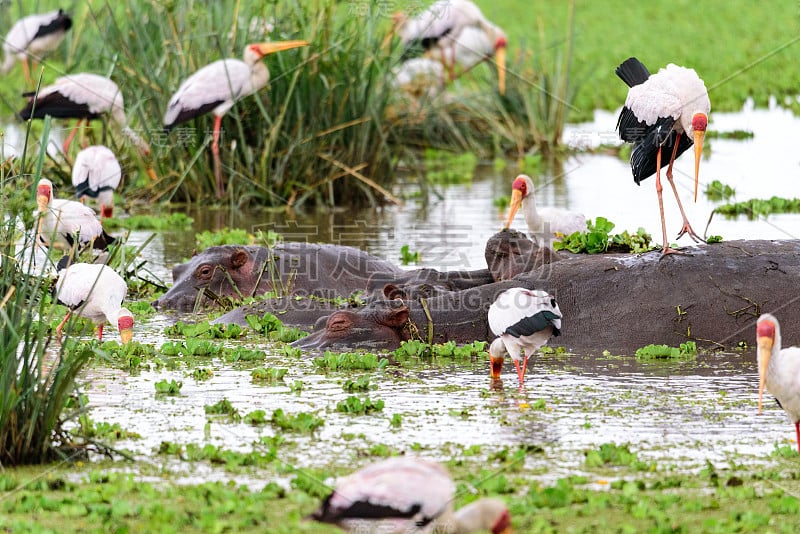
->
[451,498,508,533]
[250,62,270,94]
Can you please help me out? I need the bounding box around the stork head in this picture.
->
[691,112,708,203]
[494,34,508,95]
[503,175,532,230]
[117,308,134,345]
[36,178,53,212]
[246,40,309,64]
[756,313,779,415]
[488,338,507,379]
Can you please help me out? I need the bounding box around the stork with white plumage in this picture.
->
[310,456,513,533]
[756,314,800,454]
[54,262,133,344]
[395,0,508,94]
[71,145,122,219]
[1,9,72,84]
[163,40,309,199]
[488,287,562,384]
[18,73,151,156]
[35,178,115,253]
[503,174,587,248]
[615,57,709,255]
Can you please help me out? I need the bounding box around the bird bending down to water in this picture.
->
[310,456,513,533]
[35,178,115,253]
[1,9,72,83]
[71,145,122,219]
[18,73,151,156]
[54,263,133,344]
[488,287,562,383]
[615,57,709,255]
[395,0,507,94]
[756,314,800,454]
[163,40,308,198]
[503,174,587,248]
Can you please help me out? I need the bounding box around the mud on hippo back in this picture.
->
[152,243,402,311]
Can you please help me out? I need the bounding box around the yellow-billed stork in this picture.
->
[757,314,800,454]
[310,456,512,533]
[163,40,308,199]
[18,73,151,156]
[72,145,122,219]
[395,0,507,94]
[1,9,72,83]
[504,174,587,247]
[488,287,562,383]
[35,178,115,252]
[615,57,709,255]
[54,262,133,344]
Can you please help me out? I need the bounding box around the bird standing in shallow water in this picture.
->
[615,57,709,255]
[310,456,513,533]
[756,313,800,454]
[72,145,122,219]
[488,287,562,384]
[1,9,72,83]
[163,40,308,199]
[54,263,133,344]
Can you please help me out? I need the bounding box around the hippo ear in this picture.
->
[383,284,406,301]
[191,248,198,257]
[383,305,409,327]
[231,249,248,269]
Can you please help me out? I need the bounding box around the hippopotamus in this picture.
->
[152,243,403,311]
[286,240,800,353]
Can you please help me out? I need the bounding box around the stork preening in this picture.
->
[310,456,513,533]
[163,40,309,198]
[615,57,709,255]
[72,145,122,219]
[395,0,507,94]
[35,178,115,253]
[1,9,72,83]
[488,287,562,384]
[18,73,151,156]
[756,314,800,454]
[503,174,587,248]
[54,263,133,344]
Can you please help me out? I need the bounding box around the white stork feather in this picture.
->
[2,9,71,73]
[72,145,122,218]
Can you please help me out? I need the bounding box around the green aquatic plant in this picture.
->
[251,367,288,383]
[343,376,373,392]
[313,351,389,372]
[103,213,194,231]
[399,244,422,265]
[635,341,697,360]
[704,180,736,201]
[422,149,478,184]
[336,396,385,415]
[195,228,282,249]
[154,379,183,396]
[584,443,653,470]
[269,409,324,433]
[555,217,655,254]
[715,196,800,219]
[705,130,754,140]
[205,399,240,421]
[164,320,245,340]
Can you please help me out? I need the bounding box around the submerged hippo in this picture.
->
[286,240,800,353]
[152,243,402,311]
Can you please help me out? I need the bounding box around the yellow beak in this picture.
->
[254,40,309,56]
[693,130,705,203]
[495,46,507,95]
[757,335,773,415]
[504,188,523,229]
[37,194,48,213]
[120,326,133,345]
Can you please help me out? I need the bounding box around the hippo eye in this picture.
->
[327,315,351,332]
[195,265,213,280]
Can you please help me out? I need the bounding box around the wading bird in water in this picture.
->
[18,73,151,156]
[756,313,800,454]
[503,174,587,248]
[394,0,508,94]
[488,287,562,384]
[72,145,122,219]
[54,263,134,344]
[1,9,72,83]
[310,456,513,533]
[163,40,309,199]
[615,57,709,255]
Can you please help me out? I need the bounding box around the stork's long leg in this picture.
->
[665,133,704,243]
[55,310,72,343]
[62,119,85,154]
[513,359,524,384]
[22,58,32,85]
[97,324,104,341]
[655,147,681,256]
[795,421,800,454]
[212,115,224,198]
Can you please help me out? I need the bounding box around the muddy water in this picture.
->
[9,104,800,485]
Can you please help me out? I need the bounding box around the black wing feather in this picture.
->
[629,118,693,184]
[18,91,96,120]
[32,10,72,40]
[615,57,650,88]
[506,310,561,338]
[164,100,225,131]
[616,106,650,143]
[311,492,423,523]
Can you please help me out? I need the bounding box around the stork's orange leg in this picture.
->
[97,324,104,341]
[665,133,704,243]
[55,310,72,343]
[514,359,524,383]
[655,147,681,256]
[212,115,224,198]
[63,119,85,154]
[22,58,32,85]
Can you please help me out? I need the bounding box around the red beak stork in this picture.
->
[488,287,562,384]
[310,456,513,533]
[1,9,72,84]
[54,262,133,344]
[615,57,709,255]
[395,0,508,94]
[504,174,587,248]
[71,145,122,219]
[18,73,151,156]
[756,314,800,454]
[35,178,115,253]
[163,40,309,199]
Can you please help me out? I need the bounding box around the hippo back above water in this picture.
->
[152,243,403,311]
